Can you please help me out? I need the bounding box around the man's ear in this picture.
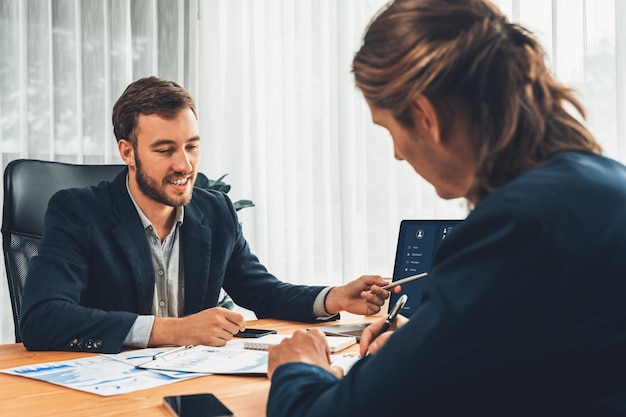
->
[118,139,135,168]
[410,95,442,144]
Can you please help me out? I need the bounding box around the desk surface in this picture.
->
[0,315,375,417]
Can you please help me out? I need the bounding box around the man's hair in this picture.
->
[112,76,197,146]
[352,0,601,202]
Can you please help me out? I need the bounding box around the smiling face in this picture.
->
[119,108,200,214]
[367,97,477,201]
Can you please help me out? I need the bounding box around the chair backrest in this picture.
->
[1,159,125,343]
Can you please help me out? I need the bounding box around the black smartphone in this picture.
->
[234,328,277,338]
[163,393,234,417]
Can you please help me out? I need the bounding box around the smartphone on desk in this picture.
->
[235,328,277,338]
[163,393,234,417]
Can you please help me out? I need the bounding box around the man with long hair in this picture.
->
[266,1,626,415]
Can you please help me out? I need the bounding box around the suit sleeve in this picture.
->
[20,189,137,353]
[266,204,563,416]
[204,191,330,322]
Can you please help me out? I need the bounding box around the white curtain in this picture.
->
[1,0,624,344]
[193,0,467,290]
[0,0,194,343]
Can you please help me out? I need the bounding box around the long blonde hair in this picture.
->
[353,0,601,202]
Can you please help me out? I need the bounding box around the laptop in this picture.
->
[314,219,463,340]
[387,219,462,316]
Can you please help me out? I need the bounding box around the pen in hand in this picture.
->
[369,272,428,294]
[365,294,408,357]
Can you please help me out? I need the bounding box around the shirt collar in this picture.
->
[125,174,184,229]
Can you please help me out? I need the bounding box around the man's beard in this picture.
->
[135,153,193,207]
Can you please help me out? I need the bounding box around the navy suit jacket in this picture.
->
[267,152,626,416]
[20,168,326,353]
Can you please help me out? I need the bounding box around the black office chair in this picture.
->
[1,159,125,343]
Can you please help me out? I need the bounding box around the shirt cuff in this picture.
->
[123,315,155,348]
[313,287,335,318]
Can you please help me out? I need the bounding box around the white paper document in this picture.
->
[1,343,265,397]
[0,354,201,396]
[132,345,269,375]
[329,354,361,375]
[1,338,359,396]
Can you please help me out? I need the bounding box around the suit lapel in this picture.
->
[109,170,156,315]
[180,199,212,314]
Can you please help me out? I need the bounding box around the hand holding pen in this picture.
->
[368,272,428,294]
[360,294,409,357]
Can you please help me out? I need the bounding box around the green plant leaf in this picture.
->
[233,200,255,211]
[194,172,211,189]
[195,173,231,193]
[195,172,254,211]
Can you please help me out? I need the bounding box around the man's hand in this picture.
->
[359,314,409,357]
[267,329,341,380]
[324,275,401,316]
[149,307,245,347]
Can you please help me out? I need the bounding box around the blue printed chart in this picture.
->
[1,353,200,396]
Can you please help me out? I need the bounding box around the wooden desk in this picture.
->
[0,316,374,417]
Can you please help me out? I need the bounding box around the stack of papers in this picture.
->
[1,335,361,396]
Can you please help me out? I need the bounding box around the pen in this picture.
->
[135,345,194,369]
[366,294,408,357]
[152,345,193,360]
[369,272,428,293]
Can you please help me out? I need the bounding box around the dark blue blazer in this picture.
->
[20,168,326,353]
[268,152,626,416]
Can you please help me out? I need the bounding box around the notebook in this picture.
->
[243,334,357,353]
[315,219,463,339]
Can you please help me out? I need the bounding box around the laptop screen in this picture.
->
[388,219,462,316]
